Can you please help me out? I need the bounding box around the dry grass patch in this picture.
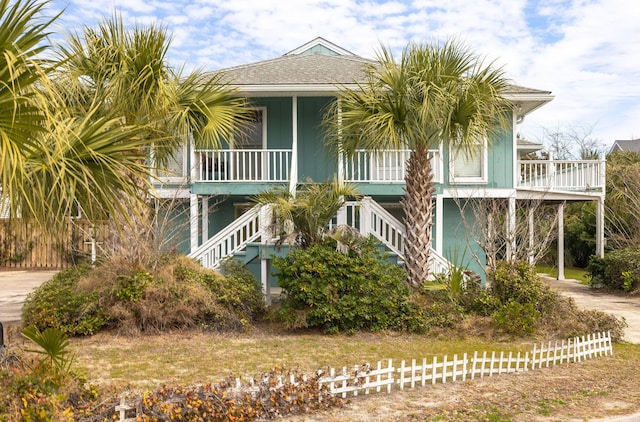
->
[70,326,528,390]
[281,343,640,421]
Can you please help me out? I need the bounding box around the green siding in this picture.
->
[442,117,514,189]
[254,98,293,149]
[157,200,190,255]
[487,124,514,188]
[207,198,236,238]
[298,97,335,182]
[442,199,486,282]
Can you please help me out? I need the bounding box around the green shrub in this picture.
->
[115,269,153,301]
[486,261,560,337]
[465,288,502,316]
[22,255,265,336]
[22,266,110,335]
[273,240,412,333]
[489,261,548,306]
[492,300,540,336]
[588,246,640,291]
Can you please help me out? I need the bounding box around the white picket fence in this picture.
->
[116,331,612,420]
[317,331,612,398]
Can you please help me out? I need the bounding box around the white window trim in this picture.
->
[449,138,488,184]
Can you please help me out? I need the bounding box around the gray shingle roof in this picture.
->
[201,38,552,108]
[610,139,640,153]
[213,53,376,86]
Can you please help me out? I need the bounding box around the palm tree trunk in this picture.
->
[402,145,435,287]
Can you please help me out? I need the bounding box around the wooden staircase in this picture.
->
[189,197,453,276]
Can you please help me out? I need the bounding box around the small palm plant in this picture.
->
[253,178,359,248]
[22,326,75,376]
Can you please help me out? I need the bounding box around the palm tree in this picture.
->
[48,14,251,259]
[1,0,148,231]
[325,40,511,287]
[0,0,53,220]
[53,15,249,168]
[253,179,359,249]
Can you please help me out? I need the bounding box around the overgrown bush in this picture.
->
[273,240,417,333]
[588,246,640,292]
[22,255,265,335]
[492,301,540,336]
[485,260,627,340]
[22,265,109,335]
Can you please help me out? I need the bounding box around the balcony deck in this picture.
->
[518,159,605,193]
[172,150,606,197]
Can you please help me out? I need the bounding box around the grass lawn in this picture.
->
[536,264,590,284]
[63,326,640,421]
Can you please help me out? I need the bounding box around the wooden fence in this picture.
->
[0,219,109,270]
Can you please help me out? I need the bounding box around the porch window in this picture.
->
[157,143,187,182]
[232,108,266,180]
[450,138,487,184]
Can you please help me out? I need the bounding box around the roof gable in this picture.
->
[284,37,355,57]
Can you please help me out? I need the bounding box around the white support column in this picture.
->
[189,131,199,252]
[360,196,372,236]
[289,96,298,196]
[557,201,565,281]
[201,196,208,243]
[528,205,535,265]
[337,99,345,184]
[336,202,347,226]
[596,197,605,258]
[435,194,443,254]
[506,196,517,262]
[261,258,271,306]
[260,205,272,305]
[190,194,199,252]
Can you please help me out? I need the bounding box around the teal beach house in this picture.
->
[154,38,606,300]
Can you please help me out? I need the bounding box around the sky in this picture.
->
[42,0,640,153]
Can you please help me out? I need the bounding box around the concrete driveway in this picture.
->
[541,275,640,344]
[0,270,58,324]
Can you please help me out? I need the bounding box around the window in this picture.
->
[236,108,265,150]
[157,143,187,182]
[233,108,266,180]
[450,138,487,184]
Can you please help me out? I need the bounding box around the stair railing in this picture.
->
[188,204,263,269]
[341,197,453,276]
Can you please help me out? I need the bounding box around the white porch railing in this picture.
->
[196,149,292,182]
[188,205,263,269]
[338,197,451,276]
[343,149,442,184]
[519,159,605,192]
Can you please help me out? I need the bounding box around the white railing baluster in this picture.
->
[343,149,441,183]
[519,159,605,192]
[189,205,263,269]
[195,149,292,182]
